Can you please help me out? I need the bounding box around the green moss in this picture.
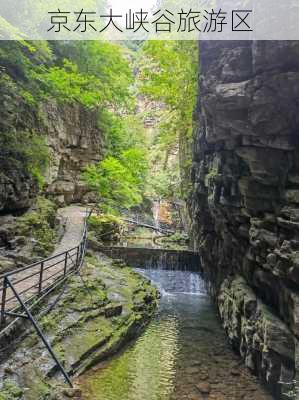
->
[17,197,58,257]
[10,254,159,398]
[53,343,66,363]
[64,277,108,310]
[20,366,52,400]
[205,167,221,187]
[40,314,58,331]
[0,380,23,400]
[88,214,124,242]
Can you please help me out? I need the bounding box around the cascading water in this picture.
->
[137,269,205,296]
[78,267,273,400]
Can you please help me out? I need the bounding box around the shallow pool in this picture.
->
[78,269,273,400]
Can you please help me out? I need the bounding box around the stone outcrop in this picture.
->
[189,41,299,398]
[42,102,104,206]
[0,96,103,213]
[0,78,39,213]
[0,169,38,213]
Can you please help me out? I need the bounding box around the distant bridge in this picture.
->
[122,218,175,235]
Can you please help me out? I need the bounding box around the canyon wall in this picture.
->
[42,102,103,206]
[0,98,103,213]
[189,41,299,398]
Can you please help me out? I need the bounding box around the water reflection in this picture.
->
[79,269,273,400]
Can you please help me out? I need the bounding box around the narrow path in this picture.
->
[2,205,87,314]
[55,205,87,253]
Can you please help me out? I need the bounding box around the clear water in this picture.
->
[78,269,273,400]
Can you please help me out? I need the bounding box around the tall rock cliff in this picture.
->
[189,41,299,398]
[0,98,103,213]
[42,102,103,206]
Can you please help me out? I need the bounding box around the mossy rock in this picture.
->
[0,380,23,400]
[16,197,58,257]
[88,214,124,242]
[0,253,159,399]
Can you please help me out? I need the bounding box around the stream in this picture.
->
[78,268,273,400]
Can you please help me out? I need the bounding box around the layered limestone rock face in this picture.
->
[0,100,103,213]
[42,102,103,206]
[189,41,299,398]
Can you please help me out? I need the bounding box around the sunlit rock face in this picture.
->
[41,102,104,206]
[189,41,299,398]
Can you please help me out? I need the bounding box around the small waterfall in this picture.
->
[135,268,206,297]
[101,246,201,272]
[141,250,199,271]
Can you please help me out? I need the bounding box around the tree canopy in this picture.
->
[0,38,198,213]
[139,41,198,200]
[83,148,148,214]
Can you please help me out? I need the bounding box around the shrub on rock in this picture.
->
[88,214,124,243]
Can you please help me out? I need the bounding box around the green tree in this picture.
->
[37,41,134,110]
[139,41,198,200]
[31,59,105,108]
[121,148,148,189]
[0,39,135,192]
[83,149,148,214]
[99,111,147,157]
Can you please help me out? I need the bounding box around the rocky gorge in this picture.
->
[1,37,299,400]
[189,40,299,398]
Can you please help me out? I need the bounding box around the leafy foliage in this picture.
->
[88,214,124,242]
[146,167,180,200]
[32,42,133,109]
[139,41,198,200]
[0,41,53,189]
[83,149,148,214]
[0,38,198,214]
[31,60,104,108]
[98,110,147,157]
[0,39,134,193]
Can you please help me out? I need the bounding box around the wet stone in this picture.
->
[104,303,123,318]
[189,394,205,400]
[196,382,211,394]
[62,388,82,398]
[186,366,201,375]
